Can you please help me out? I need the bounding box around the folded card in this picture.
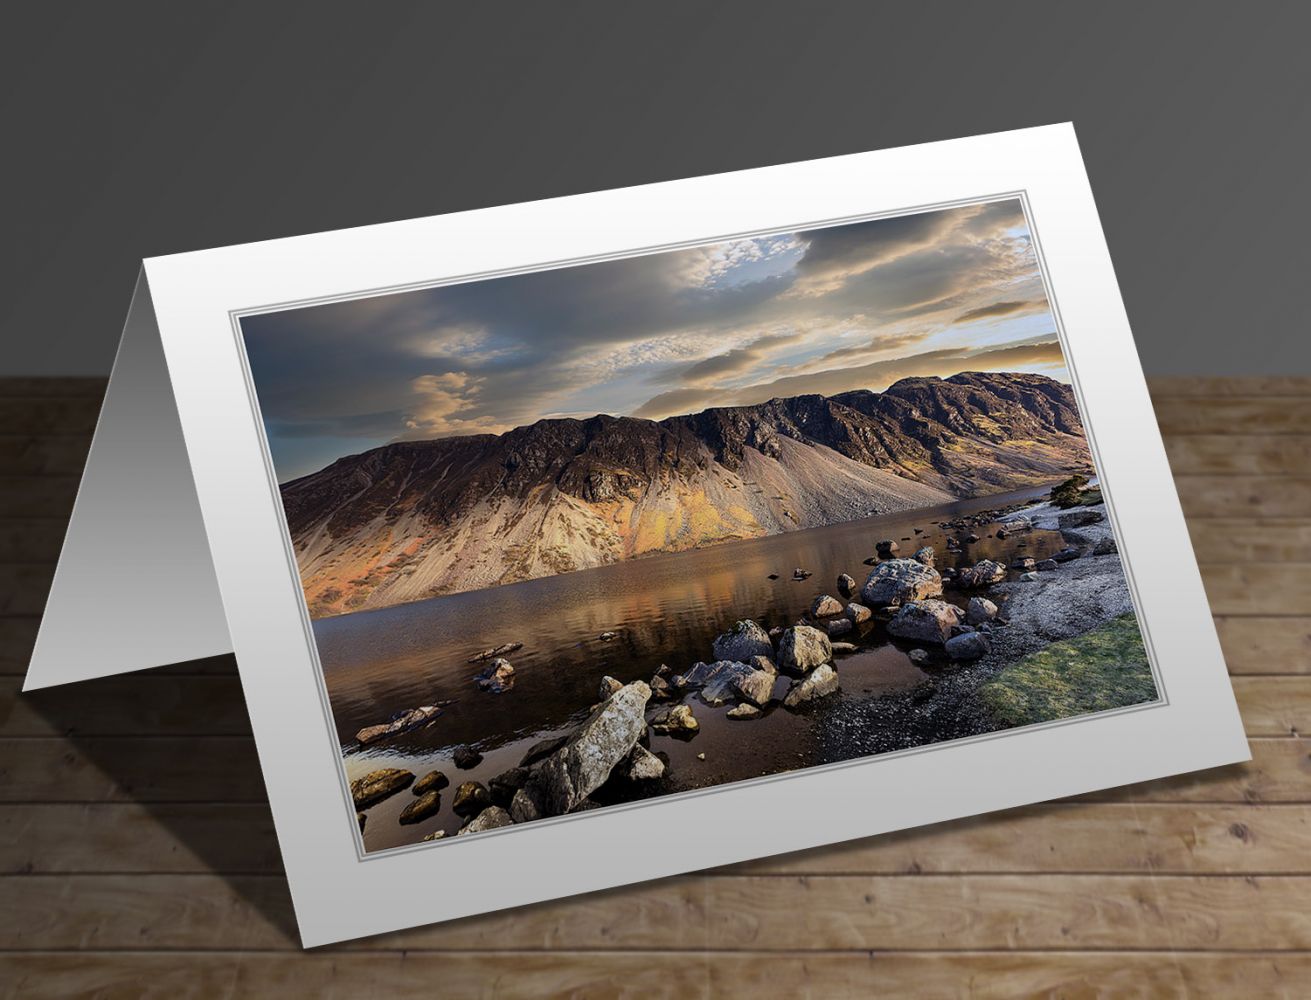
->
[25,124,1247,947]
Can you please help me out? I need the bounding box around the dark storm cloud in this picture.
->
[953,299,1042,324]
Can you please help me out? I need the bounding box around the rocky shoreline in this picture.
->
[349,479,1150,843]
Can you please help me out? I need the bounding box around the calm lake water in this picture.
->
[321,485,1068,850]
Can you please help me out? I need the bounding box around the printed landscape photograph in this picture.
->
[240,197,1159,852]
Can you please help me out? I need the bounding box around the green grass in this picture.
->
[979,613,1157,727]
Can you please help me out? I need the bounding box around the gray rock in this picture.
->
[623,744,666,781]
[711,620,774,662]
[783,663,840,708]
[912,545,935,568]
[526,681,651,816]
[733,667,776,707]
[677,659,759,704]
[726,703,762,720]
[1093,537,1119,556]
[1059,508,1106,529]
[957,559,1007,588]
[1037,559,1058,572]
[860,559,943,608]
[458,806,514,835]
[487,767,530,806]
[845,602,872,625]
[452,746,483,769]
[749,655,778,674]
[399,790,442,824]
[509,787,541,823]
[826,617,853,638]
[1052,546,1082,563]
[837,573,857,598]
[474,657,516,693]
[945,631,991,661]
[519,734,568,767]
[650,703,699,734]
[1011,557,1036,571]
[811,594,844,618]
[831,641,858,652]
[965,596,998,625]
[413,770,450,796]
[452,781,492,817]
[908,648,931,666]
[1020,571,1040,582]
[886,600,964,645]
[350,768,415,808]
[598,675,623,699]
[778,625,833,672]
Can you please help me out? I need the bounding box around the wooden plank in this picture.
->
[3,873,1310,953]
[1216,617,1311,674]
[1188,518,1311,562]
[1232,676,1310,737]
[0,477,77,519]
[0,396,103,436]
[0,435,91,477]
[0,520,67,563]
[0,377,106,397]
[1166,435,1311,476]
[1176,476,1311,519]
[1147,375,1311,398]
[0,737,268,803]
[731,804,1311,877]
[0,563,54,615]
[1153,397,1311,435]
[1,951,1307,999]
[1199,564,1311,615]
[5,803,1309,876]
[2,675,251,737]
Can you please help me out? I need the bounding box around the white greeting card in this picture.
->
[26,124,1247,946]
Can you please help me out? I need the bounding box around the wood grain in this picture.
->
[1,374,1308,996]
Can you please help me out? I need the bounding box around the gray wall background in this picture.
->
[3,2,1307,376]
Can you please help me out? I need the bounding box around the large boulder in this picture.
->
[783,663,840,708]
[733,667,777,707]
[887,600,964,645]
[860,559,943,608]
[811,594,844,617]
[350,768,415,808]
[945,631,990,661]
[675,659,761,705]
[458,806,514,835]
[526,681,651,816]
[965,596,998,625]
[957,559,1007,588]
[778,625,832,673]
[712,620,774,662]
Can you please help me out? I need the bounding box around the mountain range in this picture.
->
[280,371,1092,617]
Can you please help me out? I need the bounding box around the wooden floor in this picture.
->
[1,376,1309,998]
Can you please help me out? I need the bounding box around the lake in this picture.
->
[320,484,1068,850]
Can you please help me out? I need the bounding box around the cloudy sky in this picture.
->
[242,197,1067,482]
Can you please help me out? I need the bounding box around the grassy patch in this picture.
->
[979,613,1157,727]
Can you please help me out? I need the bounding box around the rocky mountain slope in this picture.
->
[281,371,1091,616]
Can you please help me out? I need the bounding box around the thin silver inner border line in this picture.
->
[227,189,1167,864]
